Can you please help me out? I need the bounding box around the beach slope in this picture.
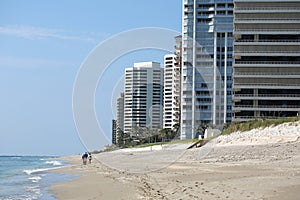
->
[51,121,300,199]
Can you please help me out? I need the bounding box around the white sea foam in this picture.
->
[45,160,62,166]
[25,185,41,198]
[23,166,62,175]
[11,156,21,160]
[28,176,42,183]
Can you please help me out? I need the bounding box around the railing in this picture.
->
[235,19,300,21]
[235,7,300,11]
[184,7,194,12]
[235,39,300,43]
[235,51,300,54]
[197,0,229,3]
[233,105,300,109]
[234,72,300,76]
[235,29,300,32]
[234,61,300,65]
[234,83,300,87]
[234,94,300,98]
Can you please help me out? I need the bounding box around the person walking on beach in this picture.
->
[88,153,92,164]
[82,152,88,165]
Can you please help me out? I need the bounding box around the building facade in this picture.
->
[116,92,124,143]
[233,0,300,121]
[181,0,234,139]
[123,62,164,133]
[112,119,117,145]
[163,36,182,130]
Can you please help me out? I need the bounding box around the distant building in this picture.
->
[163,35,182,130]
[233,0,300,121]
[181,0,234,139]
[123,62,164,133]
[116,92,124,143]
[112,119,117,145]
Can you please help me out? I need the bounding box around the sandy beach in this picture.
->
[50,121,300,200]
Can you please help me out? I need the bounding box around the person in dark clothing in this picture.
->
[88,153,92,164]
[82,152,88,165]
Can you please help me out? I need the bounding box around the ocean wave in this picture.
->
[28,176,42,183]
[25,185,41,199]
[10,156,21,160]
[23,166,62,175]
[44,160,62,166]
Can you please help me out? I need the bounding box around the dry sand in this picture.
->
[50,122,300,200]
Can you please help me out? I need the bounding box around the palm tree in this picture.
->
[172,123,180,139]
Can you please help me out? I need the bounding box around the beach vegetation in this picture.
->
[221,116,300,135]
[114,124,183,149]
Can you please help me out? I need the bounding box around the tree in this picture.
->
[172,123,180,139]
[159,128,175,142]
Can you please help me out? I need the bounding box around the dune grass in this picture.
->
[221,116,300,135]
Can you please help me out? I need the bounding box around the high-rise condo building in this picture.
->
[181,0,234,139]
[112,119,117,145]
[233,0,300,121]
[116,92,124,142]
[163,35,182,130]
[123,62,164,133]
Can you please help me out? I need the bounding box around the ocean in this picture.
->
[0,156,78,200]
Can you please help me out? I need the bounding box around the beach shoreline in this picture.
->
[49,155,140,200]
[50,122,300,199]
[50,142,300,200]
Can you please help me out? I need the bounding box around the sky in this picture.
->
[0,0,182,156]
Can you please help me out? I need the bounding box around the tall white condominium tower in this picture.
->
[181,0,234,139]
[163,54,180,129]
[163,36,182,130]
[123,62,163,133]
[233,0,300,121]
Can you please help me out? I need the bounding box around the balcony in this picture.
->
[233,83,300,89]
[234,72,300,78]
[197,8,215,13]
[235,19,300,24]
[182,86,193,91]
[173,102,180,106]
[234,39,300,45]
[234,51,300,56]
[233,94,300,101]
[234,29,300,34]
[232,105,300,112]
[184,7,194,13]
[234,61,300,67]
[235,7,300,13]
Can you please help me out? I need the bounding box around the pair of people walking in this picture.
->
[82,152,92,165]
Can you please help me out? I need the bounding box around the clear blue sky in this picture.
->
[0,0,182,156]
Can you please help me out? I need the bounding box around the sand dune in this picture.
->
[216,120,300,146]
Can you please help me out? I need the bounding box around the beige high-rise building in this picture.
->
[233,0,300,121]
[116,92,124,142]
